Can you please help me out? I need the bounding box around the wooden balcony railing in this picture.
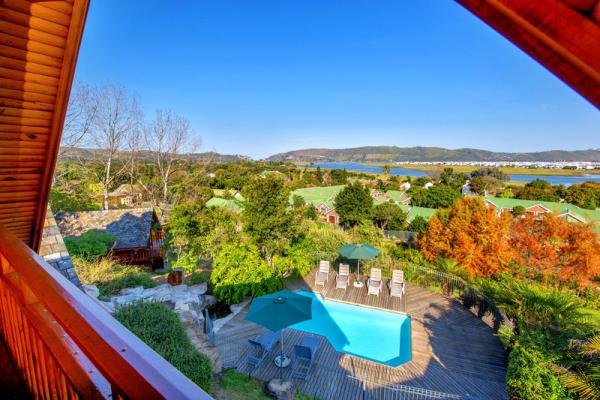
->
[0,228,213,399]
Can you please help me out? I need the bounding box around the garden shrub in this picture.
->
[171,248,201,275]
[506,343,566,400]
[302,219,349,255]
[211,243,283,304]
[114,302,213,392]
[188,270,210,285]
[407,216,428,233]
[73,257,157,300]
[64,230,116,260]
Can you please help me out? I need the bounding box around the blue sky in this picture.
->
[75,1,599,159]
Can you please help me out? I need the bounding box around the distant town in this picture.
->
[391,160,600,170]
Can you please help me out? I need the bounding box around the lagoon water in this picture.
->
[310,162,600,186]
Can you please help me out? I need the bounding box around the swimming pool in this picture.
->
[290,291,411,367]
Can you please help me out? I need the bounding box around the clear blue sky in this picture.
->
[75,1,599,159]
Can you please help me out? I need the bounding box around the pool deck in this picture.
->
[215,270,507,399]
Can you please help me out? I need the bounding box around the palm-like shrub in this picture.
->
[553,335,600,400]
[479,280,592,341]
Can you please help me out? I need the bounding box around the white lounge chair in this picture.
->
[336,263,350,290]
[389,269,405,298]
[315,261,330,286]
[367,268,382,296]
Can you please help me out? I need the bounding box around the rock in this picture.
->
[111,294,142,308]
[171,284,188,293]
[230,298,251,314]
[174,301,191,312]
[265,379,294,400]
[202,295,217,308]
[188,283,207,296]
[120,286,144,296]
[171,291,200,304]
[141,284,171,301]
[82,284,100,299]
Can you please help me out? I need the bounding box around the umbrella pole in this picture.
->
[279,331,284,380]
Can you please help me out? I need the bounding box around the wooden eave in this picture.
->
[0,0,90,250]
[455,0,600,108]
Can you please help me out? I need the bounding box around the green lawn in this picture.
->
[216,370,317,400]
[217,370,269,400]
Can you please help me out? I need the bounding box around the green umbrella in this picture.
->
[246,290,313,378]
[337,244,380,284]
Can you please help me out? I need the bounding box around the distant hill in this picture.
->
[60,147,250,163]
[268,146,600,162]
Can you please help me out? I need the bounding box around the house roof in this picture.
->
[212,189,245,201]
[0,1,90,249]
[456,0,600,108]
[399,205,437,222]
[291,185,346,206]
[109,184,143,197]
[206,197,244,212]
[484,196,600,234]
[55,208,156,249]
[386,190,410,203]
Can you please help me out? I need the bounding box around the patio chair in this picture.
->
[315,261,330,286]
[246,329,282,368]
[367,268,383,296]
[389,269,405,298]
[336,263,350,290]
[291,336,321,380]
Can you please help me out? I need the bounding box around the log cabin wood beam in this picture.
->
[455,0,600,108]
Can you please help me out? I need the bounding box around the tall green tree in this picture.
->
[469,176,503,196]
[439,167,469,189]
[408,215,428,233]
[242,175,296,262]
[334,183,373,227]
[372,202,407,230]
[565,183,600,210]
[471,167,509,182]
[410,185,461,208]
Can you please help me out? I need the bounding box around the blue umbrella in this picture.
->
[246,290,313,378]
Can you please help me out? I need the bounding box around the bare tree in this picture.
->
[145,109,198,205]
[92,85,141,210]
[60,81,97,157]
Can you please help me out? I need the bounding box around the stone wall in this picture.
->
[39,208,82,289]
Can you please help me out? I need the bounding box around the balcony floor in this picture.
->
[0,339,30,399]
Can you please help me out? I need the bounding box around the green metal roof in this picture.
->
[206,197,244,212]
[484,196,600,233]
[386,190,410,203]
[398,205,437,222]
[291,185,346,206]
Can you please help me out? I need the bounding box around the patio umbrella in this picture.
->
[245,290,313,379]
[337,244,380,285]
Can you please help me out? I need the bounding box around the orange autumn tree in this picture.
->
[419,197,514,277]
[510,213,600,287]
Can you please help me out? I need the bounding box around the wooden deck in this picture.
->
[215,270,507,399]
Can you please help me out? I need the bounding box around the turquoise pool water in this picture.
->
[290,291,411,367]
